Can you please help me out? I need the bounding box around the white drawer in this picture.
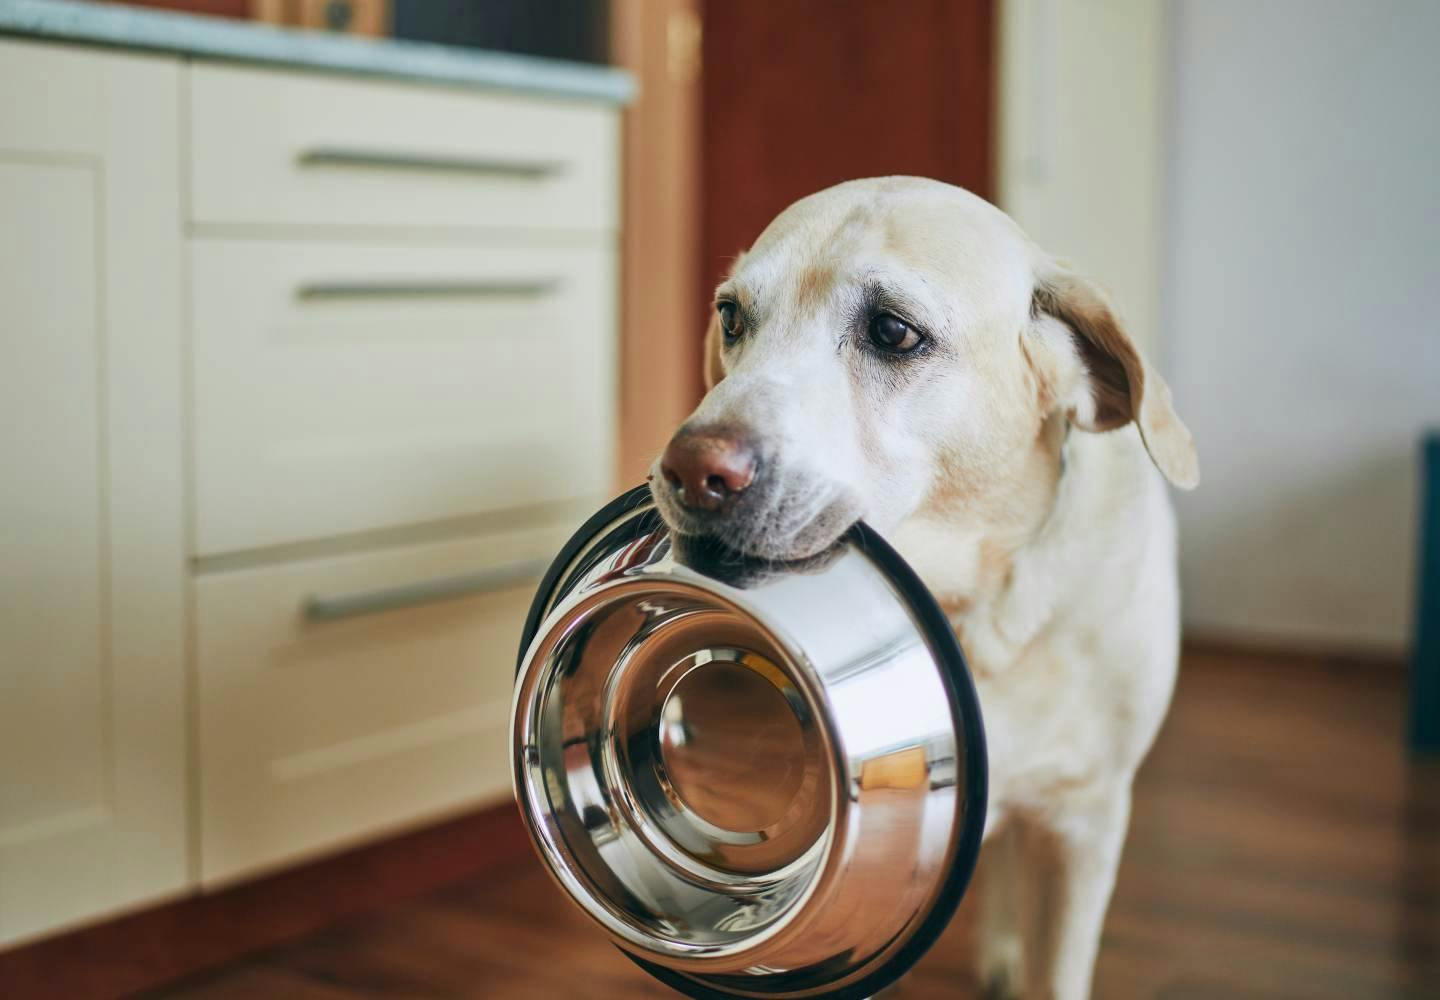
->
[189,64,619,231]
[194,525,565,884]
[190,238,616,556]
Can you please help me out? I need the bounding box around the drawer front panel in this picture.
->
[191,238,616,556]
[194,526,565,884]
[189,64,618,231]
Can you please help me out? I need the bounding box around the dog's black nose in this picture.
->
[660,429,756,512]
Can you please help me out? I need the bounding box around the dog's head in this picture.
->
[651,177,1198,562]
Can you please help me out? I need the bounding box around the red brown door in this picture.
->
[700,0,996,328]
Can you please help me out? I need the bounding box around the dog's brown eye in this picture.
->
[869,313,922,353]
[717,301,741,340]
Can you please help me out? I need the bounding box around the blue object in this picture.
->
[1412,432,1440,754]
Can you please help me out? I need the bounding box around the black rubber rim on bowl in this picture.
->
[515,485,989,1000]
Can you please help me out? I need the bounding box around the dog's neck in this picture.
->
[889,410,1079,677]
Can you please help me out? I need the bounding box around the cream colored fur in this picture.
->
[653,177,1198,1000]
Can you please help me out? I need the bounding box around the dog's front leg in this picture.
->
[1018,789,1131,1000]
[978,821,1026,999]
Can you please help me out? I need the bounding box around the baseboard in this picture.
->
[0,803,531,1000]
[1182,631,1407,670]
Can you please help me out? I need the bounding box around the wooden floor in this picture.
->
[156,647,1440,999]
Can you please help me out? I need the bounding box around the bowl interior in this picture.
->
[516,580,840,960]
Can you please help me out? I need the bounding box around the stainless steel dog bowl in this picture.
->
[511,487,986,999]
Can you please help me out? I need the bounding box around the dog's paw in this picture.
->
[981,969,1023,1000]
[978,934,1024,1000]
[981,974,1022,1000]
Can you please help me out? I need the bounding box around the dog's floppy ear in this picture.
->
[1030,264,1199,489]
[702,308,725,389]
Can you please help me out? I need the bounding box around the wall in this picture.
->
[1164,0,1440,652]
[998,0,1167,355]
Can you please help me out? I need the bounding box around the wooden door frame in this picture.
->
[611,0,704,486]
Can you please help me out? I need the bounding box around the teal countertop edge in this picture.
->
[0,0,635,103]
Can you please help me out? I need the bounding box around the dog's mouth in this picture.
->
[666,529,851,585]
[649,471,864,567]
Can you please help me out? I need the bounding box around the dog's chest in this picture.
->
[972,643,1109,813]
[889,483,1179,820]
[965,621,1176,828]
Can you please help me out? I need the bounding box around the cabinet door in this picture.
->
[0,41,186,946]
[193,524,570,885]
[189,238,617,555]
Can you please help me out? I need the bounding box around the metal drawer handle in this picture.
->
[298,147,565,179]
[303,559,550,622]
[296,279,559,302]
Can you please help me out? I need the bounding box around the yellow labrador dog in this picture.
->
[651,177,1198,1000]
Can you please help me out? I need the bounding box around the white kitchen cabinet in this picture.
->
[189,62,620,232]
[0,41,188,947]
[0,22,621,947]
[193,522,572,885]
[189,239,617,556]
[180,62,618,885]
